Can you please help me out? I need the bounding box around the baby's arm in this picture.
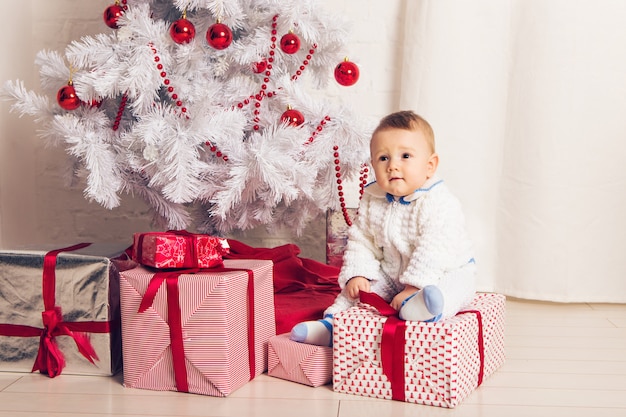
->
[344,276,371,299]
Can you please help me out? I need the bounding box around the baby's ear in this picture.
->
[427,153,439,177]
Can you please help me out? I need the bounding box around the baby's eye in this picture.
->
[378,155,389,162]
[402,153,411,159]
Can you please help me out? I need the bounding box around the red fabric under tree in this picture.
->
[225,240,341,334]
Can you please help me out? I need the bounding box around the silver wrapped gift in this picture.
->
[0,243,128,376]
[326,209,357,268]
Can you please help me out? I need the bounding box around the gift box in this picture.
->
[333,292,506,408]
[0,243,127,377]
[268,333,333,387]
[325,209,357,268]
[132,231,229,269]
[120,259,275,396]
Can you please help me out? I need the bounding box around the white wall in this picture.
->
[0,0,404,261]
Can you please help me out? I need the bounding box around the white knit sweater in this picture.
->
[338,176,475,290]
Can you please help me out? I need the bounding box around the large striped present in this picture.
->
[268,333,333,387]
[120,259,275,396]
[333,292,506,408]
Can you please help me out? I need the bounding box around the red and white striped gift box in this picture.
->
[333,293,506,408]
[268,333,333,387]
[120,259,275,397]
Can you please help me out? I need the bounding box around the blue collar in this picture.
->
[365,177,444,204]
[385,193,412,205]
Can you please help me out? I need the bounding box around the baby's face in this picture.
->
[370,127,437,197]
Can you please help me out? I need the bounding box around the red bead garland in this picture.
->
[303,115,331,145]
[148,43,227,161]
[149,43,188,117]
[235,15,280,131]
[333,146,369,226]
[291,44,317,81]
[112,94,128,131]
[204,141,229,161]
[359,164,369,198]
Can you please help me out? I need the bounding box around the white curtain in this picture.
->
[399,0,626,302]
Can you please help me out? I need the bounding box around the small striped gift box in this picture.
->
[268,333,333,387]
[119,259,275,396]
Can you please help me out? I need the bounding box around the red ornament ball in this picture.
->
[281,108,305,126]
[252,59,267,74]
[103,4,124,29]
[57,84,81,111]
[280,32,301,54]
[206,22,233,50]
[334,60,360,86]
[170,18,196,44]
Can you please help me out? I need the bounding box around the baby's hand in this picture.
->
[345,276,371,299]
[390,286,419,311]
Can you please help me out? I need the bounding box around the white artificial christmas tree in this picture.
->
[3,0,370,235]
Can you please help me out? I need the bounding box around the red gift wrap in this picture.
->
[268,333,333,387]
[133,231,229,269]
[333,292,506,408]
[120,259,275,396]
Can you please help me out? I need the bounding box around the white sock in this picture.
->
[289,317,333,347]
[399,285,444,322]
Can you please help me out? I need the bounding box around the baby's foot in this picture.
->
[399,285,444,322]
[289,316,333,346]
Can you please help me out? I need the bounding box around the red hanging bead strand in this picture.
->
[148,43,226,161]
[112,93,128,131]
[333,145,353,227]
[291,44,317,81]
[252,15,279,130]
[304,115,331,146]
[359,163,369,196]
[204,140,229,162]
[333,149,369,226]
[149,43,188,118]
[234,15,279,129]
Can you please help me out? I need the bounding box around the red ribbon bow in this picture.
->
[34,243,102,377]
[359,291,485,402]
[137,266,256,393]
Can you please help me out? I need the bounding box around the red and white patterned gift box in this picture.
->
[333,292,506,408]
[132,231,229,269]
[120,259,275,397]
[268,333,333,387]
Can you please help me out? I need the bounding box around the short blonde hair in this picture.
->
[372,110,435,153]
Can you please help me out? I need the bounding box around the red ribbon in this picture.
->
[457,309,485,386]
[137,266,256,392]
[359,292,485,402]
[0,243,115,378]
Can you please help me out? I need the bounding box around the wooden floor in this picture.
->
[1,298,625,416]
